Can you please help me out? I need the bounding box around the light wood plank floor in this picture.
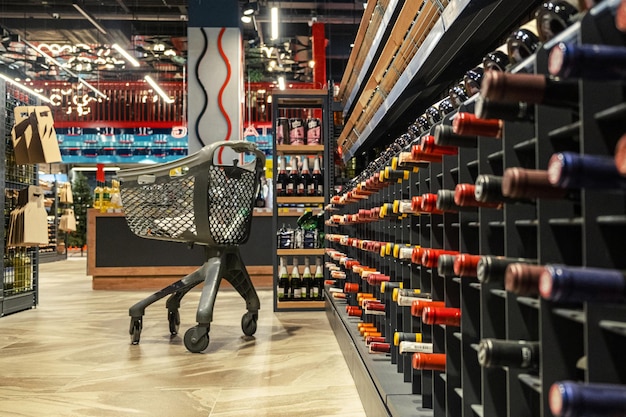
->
[0,257,366,417]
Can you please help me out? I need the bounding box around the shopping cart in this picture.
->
[117,140,266,353]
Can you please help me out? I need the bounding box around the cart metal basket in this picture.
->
[117,141,265,353]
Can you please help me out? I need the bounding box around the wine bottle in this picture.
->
[477,338,540,369]
[277,257,290,301]
[422,249,460,269]
[366,336,387,345]
[453,254,483,278]
[481,70,580,109]
[454,183,503,209]
[437,254,457,278]
[477,256,536,284]
[449,82,470,108]
[483,46,511,72]
[286,157,300,196]
[507,19,541,64]
[436,189,478,213]
[474,174,529,205]
[535,1,581,42]
[439,98,455,119]
[505,263,546,296]
[549,380,626,417]
[313,257,324,300]
[412,353,446,371]
[394,332,423,345]
[549,42,626,80]
[425,104,442,126]
[300,258,313,300]
[399,341,434,354]
[433,124,478,148]
[474,95,535,122]
[290,258,302,300]
[369,342,391,354]
[540,264,626,304]
[311,156,324,197]
[396,289,431,307]
[418,135,458,156]
[276,156,288,197]
[411,299,446,317]
[298,157,311,196]
[464,66,484,96]
[422,306,461,327]
[502,167,570,200]
[548,151,626,190]
[452,112,503,138]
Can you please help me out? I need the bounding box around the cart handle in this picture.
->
[117,140,266,183]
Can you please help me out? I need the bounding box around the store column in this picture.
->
[187,0,243,154]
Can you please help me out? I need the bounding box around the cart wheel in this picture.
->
[241,312,257,336]
[183,326,209,353]
[129,317,142,345]
[168,309,180,336]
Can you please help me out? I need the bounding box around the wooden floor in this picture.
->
[0,257,367,417]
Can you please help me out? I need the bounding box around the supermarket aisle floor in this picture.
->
[0,257,366,417]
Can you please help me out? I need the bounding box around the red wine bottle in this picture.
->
[276,156,288,197]
[311,156,324,196]
[286,157,300,196]
[481,70,580,109]
[502,167,571,200]
[507,19,541,64]
[422,306,461,327]
[298,157,311,196]
[505,263,545,296]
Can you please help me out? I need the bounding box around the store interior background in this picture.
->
[0,0,366,195]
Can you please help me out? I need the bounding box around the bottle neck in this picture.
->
[301,157,310,174]
[312,157,322,173]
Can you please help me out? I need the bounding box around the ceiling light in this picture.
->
[112,44,140,67]
[72,2,108,35]
[145,75,174,104]
[243,1,258,16]
[0,72,51,103]
[271,7,279,40]
[241,15,252,24]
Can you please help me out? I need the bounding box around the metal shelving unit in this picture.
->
[1,80,40,316]
[271,89,331,312]
[325,1,626,416]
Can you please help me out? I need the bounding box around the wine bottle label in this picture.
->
[277,287,285,298]
[292,288,302,298]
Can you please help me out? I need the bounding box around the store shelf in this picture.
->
[276,249,326,256]
[276,300,326,310]
[277,196,325,204]
[276,145,324,154]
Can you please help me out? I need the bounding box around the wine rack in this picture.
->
[271,89,332,312]
[1,80,40,316]
[325,1,626,416]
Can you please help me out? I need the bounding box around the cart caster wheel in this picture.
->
[129,317,142,345]
[241,312,257,336]
[183,326,209,353]
[168,309,180,336]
